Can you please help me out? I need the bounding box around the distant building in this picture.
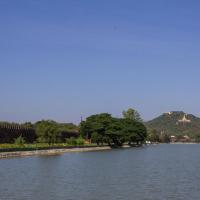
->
[178,135,191,143]
[170,135,176,143]
[170,135,191,143]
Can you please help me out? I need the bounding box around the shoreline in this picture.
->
[170,142,200,144]
[6,143,198,159]
[0,146,112,159]
[1,143,200,159]
[0,145,132,159]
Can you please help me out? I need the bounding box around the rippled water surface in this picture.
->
[1,144,200,200]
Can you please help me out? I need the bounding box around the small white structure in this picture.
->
[146,141,151,145]
[170,135,176,143]
[183,135,190,140]
[164,112,172,115]
[178,114,191,123]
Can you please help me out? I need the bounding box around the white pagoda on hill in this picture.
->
[178,114,191,123]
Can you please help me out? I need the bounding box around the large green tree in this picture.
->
[106,118,126,146]
[121,118,147,144]
[80,113,112,143]
[80,112,147,146]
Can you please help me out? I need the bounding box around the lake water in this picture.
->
[1,144,200,200]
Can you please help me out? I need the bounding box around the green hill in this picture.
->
[146,111,200,138]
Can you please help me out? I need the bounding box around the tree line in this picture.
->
[0,121,79,145]
[0,108,148,146]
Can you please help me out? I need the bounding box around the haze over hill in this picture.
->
[146,111,200,138]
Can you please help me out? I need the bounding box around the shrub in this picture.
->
[66,137,77,146]
[76,136,85,146]
[14,136,25,146]
[37,137,46,143]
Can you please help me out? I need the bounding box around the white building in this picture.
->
[178,114,191,123]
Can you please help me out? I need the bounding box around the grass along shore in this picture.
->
[0,143,98,152]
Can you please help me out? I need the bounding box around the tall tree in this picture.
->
[122,108,142,122]
[35,120,60,145]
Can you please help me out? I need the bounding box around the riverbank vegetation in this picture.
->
[0,142,97,152]
[0,108,147,151]
[80,111,147,146]
[2,108,200,152]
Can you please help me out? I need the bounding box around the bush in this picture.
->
[76,136,85,146]
[14,136,25,146]
[37,137,46,143]
[66,137,77,146]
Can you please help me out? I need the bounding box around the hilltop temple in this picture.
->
[178,114,191,123]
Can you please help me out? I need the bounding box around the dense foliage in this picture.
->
[123,108,143,122]
[146,111,200,139]
[0,121,78,144]
[0,108,147,147]
[80,113,147,146]
[35,120,61,145]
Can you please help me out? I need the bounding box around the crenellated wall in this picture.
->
[0,124,36,143]
[0,124,79,143]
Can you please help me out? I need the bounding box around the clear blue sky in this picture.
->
[1,0,200,124]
